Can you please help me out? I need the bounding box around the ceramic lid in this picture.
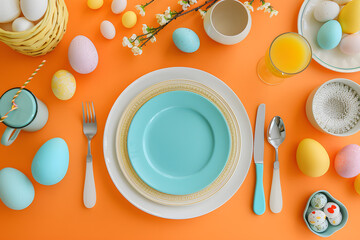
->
[0,88,37,128]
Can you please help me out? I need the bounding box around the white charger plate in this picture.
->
[103,67,253,219]
[298,0,360,73]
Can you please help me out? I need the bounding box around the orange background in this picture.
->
[0,0,359,239]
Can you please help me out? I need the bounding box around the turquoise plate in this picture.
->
[127,91,231,195]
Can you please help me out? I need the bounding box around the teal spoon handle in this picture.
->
[253,163,265,215]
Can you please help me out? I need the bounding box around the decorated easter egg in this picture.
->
[0,168,35,210]
[100,20,116,40]
[334,144,360,178]
[12,17,34,32]
[328,212,343,226]
[68,35,98,74]
[51,70,76,100]
[87,0,103,9]
[111,0,127,14]
[317,20,342,49]
[311,193,328,209]
[310,220,329,233]
[172,28,200,53]
[338,0,360,33]
[324,202,340,218]
[122,11,137,28]
[296,139,330,177]
[0,0,21,23]
[306,206,317,217]
[308,210,327,225]
[354,174,360,195]
[339,33,360,55]
[314,1,340,22]
[20,0,48,21]
[31,138,69,185]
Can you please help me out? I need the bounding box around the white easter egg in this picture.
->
[111,0,127,14]
[328,212,343,226]
[12,17,34,32]
[308,210,327,225]
[324,202,340,218]
[100,20,116,40]
[20,0,48,21]
[310,193,328,209]
[0,0,21,23]
[310,220,329,233]
[314,1,340,22]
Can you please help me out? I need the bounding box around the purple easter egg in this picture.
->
[68,35,98,74]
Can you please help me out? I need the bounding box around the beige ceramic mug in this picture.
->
[203,0,251,45]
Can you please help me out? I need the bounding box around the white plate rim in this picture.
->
[297,0,360,73]
[103,67,253,219]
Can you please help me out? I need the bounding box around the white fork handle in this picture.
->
[84,157,96,208]
[270,161,282,213]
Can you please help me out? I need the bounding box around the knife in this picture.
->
[253,104,266,215]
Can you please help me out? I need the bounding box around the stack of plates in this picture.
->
[103,67,253,219]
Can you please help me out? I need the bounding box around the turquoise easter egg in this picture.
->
[317,20,342,50]
[0,168,35,210]
[172,28,200,53]
[31,138,69,185]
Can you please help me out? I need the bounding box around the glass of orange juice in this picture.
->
[257,32,312,85]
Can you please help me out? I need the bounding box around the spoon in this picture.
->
[267,116,286,213]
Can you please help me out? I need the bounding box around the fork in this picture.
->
[82,102,97,208]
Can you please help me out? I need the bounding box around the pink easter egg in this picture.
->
[334,144,360,178]
[68,35,98,74]
[339,33,360,56]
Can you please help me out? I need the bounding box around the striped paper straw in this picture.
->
[0,60,46,123]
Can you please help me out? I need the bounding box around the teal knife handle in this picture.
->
[253,163,265,215]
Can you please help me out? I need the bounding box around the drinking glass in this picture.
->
[257,32,312,85]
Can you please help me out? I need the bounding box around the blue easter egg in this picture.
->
[0,168,35,210]
[172,28,200,53]
[317,20,342,50]
[31,138,69,185]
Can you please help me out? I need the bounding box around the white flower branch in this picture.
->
[244,0,278,17]
[127,0,278,56]
[135,0,155,16]
[126,0,218,55]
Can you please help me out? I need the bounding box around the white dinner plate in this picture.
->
[103,67,253,219]
[298,0,360,73]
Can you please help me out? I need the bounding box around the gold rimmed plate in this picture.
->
[115,79,241,206]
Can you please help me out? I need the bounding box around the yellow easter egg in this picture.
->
[51,70,76,101]
[296,138,330,177]
[338,0,360,33]
[87,0,103,10]
[122,11,137,28]
[355,174,360,195]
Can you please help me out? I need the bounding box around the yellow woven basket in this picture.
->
[0,0,68,56]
